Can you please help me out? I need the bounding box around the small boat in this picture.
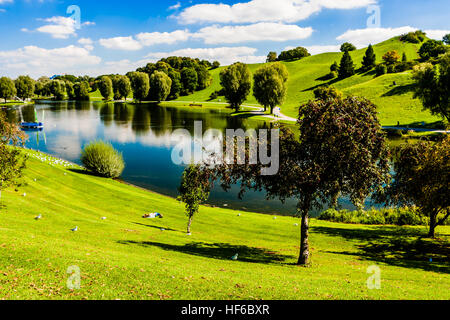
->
[21,122,44,130]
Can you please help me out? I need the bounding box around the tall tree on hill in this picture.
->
[253,62,289,114]
[340,42,356,52]
[444,34,450,45]
[361,44,376,71]
[267,52,278,63]
[219,62,252,112]
[338,51,355,79]
[128,72,150,102]
[74,81,91,101]
[180,67,198,95]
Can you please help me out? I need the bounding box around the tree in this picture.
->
[128,72,150,102]
[330,61,339,72]
[178,164,212,234]
[419,40,448,61]
[382,50,401,65]
[149,71,172,102]
[65,81,76,100]
[313,86,343,101]
[267,52,277,63]
[412,55,450,121]
[219,62,252,112]
[211,61,221,69]
[0,77,17,103]
[253,62,289,114]
[338,50,355,79]
[340,42,357,52]
[213,97,390,265]
[180,67,198,95]
[112,75,132,101]
[361,44,376,71]
[402,52,408,62]
[15,76,35,101]
[278,47,310,61]
[376,136,449,238]
[0,111,27,205]
[195,64,212,90]
[48,80,66,100]
[168,70,182,100]
[74,81,91,101]
[98,76,113,100]
[444,34,450,45]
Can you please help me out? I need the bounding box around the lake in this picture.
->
[5,101,369,216]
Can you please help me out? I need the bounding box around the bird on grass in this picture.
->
[35,214,42,220]
[231,253,239,261]
[71,226,78,232]
[101,217,107,220]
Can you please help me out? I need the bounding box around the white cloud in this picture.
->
[336,26,417,48]
[424,29,450,41]
[99,36,143,51]
[34,16,95,39]
[136,30,191,46]
[305,45,340,55]
[168,2,181,11]
[78,38,94,51]
[193,23,313,44]
[177,0,376,24]
[0,45,102,78]
[145,47,266,65]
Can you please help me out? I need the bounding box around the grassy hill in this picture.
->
[0,149,448,300]
[178,37,442,126]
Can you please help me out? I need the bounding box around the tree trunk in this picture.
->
[428,213,437,238]
[187,217,192,234]
[298,210,310,265]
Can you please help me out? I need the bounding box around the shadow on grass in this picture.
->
[133,222,179,233]
[117,240,294,264]
[68,168,101,177]
[312,225,450,274]
[382,84,416,97]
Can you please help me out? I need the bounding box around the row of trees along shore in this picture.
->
[0,57,218,103]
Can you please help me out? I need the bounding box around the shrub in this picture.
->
[81,141,125,178]
[318,207,429,226]
[386,64,396,74]
[375,64,387,76]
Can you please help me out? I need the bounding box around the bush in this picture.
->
[81,141,125,178]
[375,64,387,76]
[386,64,396,73]
[318,207,430,226]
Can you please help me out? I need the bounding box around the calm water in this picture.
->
[5,101,366,216]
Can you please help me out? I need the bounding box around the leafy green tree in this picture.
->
[444,34,450,45]
[178,164,212,234]
[330,61,339,72]
[213,97,390,265]
[81,140,125,178]
[149,71,172,102]
[168,70,182,100]
[74,81,91,101]
[278,47,310,61]
[376,64,387,77]
[340,42,357,52]
[419,40,448,61]
[112,75,132,101]
[128,72,150,102]
[48,80,66,100]
[362,44,376,71]
[253,62,289,114]
[412,56,450,121]
[314,86,343,101]
[338,50,355,79]
[195,64,212,90]
[267,52,278,62]
[0,111,27,205]
[376,136,449,237]
[211,61,221,69]
[219,62,252,112]
[15,76,35,101]
[0,77,17,103]
[98,76,113,100]
[180,67,198,95]
[402,52,408,62]
[65,81,76,100]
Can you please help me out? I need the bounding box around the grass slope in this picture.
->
[0,150,448,300]
[178,37,441,126]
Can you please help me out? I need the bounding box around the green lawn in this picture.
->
[178,37,442,126]
[0,149,448,300]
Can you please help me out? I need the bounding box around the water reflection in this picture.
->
[4,101,364,215]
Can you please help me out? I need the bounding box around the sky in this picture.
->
[0,0,448,78]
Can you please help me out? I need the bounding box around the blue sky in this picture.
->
[0,0,448,78]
